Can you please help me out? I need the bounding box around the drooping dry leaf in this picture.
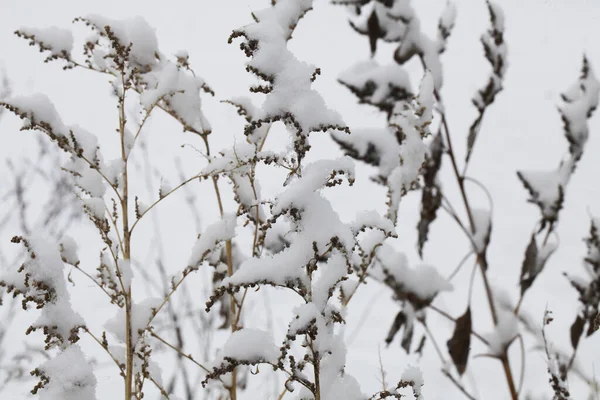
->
[447,307,471,375]
[417,133,443,257]
[570,315,585,350]
[519,234,538,295]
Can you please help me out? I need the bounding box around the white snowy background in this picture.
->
[1,0,600,399]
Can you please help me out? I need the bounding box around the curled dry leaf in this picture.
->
[446,307,471,375]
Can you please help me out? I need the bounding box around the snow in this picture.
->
[188,213,237,267]
[351,210,396,237]
[232,0,346,156]
[0,236,94,398]
[83,197,105,219]
[35,345,97,400]
[471,208,491,253]
[376,244,453,302]
[312,252,349,308]
[5,93,69,137]
[221,158,355,290]
[140,60,212,134]
[484,311,519,356]
[347,1,411,45]
[331,127,401,179]
[338,60,412,108]
[59,235,79,266]
[416,71,435,131]
[117,259,133,289]
[17,26,73,56]
[439,2,457,35]
[272,157,355,217]
[401,365,425,399]
[159,178,172,197]
[104,297,162,346]
[85,15,159,66]
[220,328,279,364]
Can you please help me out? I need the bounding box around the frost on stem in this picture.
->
[0,236,96,399]
[229,0,348,163]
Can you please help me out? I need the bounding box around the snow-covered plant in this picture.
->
[0,71,83,394]
[331,0,600,399]
[1,15,221,399]
[2,1,600,399]
[200,1,431,399]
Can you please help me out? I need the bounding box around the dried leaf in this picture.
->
[417,134,444,257]
[570,315,585,350]
[584,219,600,272]
[366,9,382,56]
[385,310,415,354]
[447,307,471,375]
[385,311,406,346]
[465,118,481,165]
[417,186,442,257]
[401,321,415,354]
[415,335,426,357]
[519,234,538,295]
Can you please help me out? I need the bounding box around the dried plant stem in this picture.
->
[117,73,134,400]
[428,304,489,345]
[517,334,526,395]
[149,330,211,373]
[203,134,238,400]
[148,375,171,399]
[310,338,321,400]
[129,172,205,235]
[441,370,477,400]
[437,94,518,399]
[84,328,124,374]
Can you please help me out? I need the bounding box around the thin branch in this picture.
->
[129,172,204,235]
[149,330,211,374]
[442,369,478,400]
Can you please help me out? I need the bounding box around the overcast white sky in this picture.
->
[2,0,600,399]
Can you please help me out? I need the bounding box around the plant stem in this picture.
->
[437,94,516,399]
[203,135,238,400]
[118,73,133,400]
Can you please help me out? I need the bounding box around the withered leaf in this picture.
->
[385,310,415,354]
[447,307,472,375]
[366,9,382,56]
[417,133,444,257]
[570,315,585,350]
[417,186,442,258]
[519,234,538,295]
[385,311,406,346]
[401,320,415,354]
[465,117,482,165]
[415,334,427,357]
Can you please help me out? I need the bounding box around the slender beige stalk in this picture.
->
[118,73,134,400]
[204,135,238,400]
